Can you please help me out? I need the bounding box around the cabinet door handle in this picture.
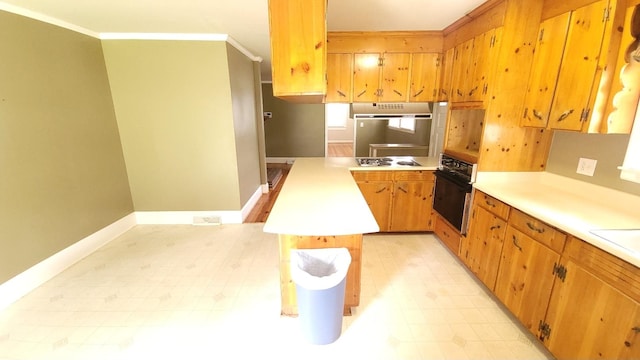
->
[357,89,366,98]
[337,90,346,97]
[375,187,387,194]
[557,109,574,122]
[512,235,523,251]
[413,89,424,97]
[489,225,501,230]
[397,186,408,193]
[394,89,403,96]
[632,326,640,333]
[468,87,478,96]
[532,109,544,121]
[526,222,545,234]
[456,89,463,97]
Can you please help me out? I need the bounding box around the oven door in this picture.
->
[433,169,473,234]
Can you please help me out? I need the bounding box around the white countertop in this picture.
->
[474,172,640,267]
[262,156,439,236]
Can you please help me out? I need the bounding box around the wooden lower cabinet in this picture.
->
[494,226,562,334]
[461,204,507,290]
[539,236,640,359]
[434,214,460,255]
[352,170,434,232]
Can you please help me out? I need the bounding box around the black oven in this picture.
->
[433,155,476,235]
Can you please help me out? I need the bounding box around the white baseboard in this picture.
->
[0,213,136,311]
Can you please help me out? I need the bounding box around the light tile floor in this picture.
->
[0,224,554,360]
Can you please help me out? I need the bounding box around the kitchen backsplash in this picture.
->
[546,131,640,196]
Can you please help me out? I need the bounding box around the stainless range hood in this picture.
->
[352,102,432,119]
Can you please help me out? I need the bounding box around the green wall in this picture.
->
[0,11,134,283]
[262,83,325,157]
[102,40,261,211]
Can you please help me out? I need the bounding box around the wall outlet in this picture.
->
[576,157,597,176]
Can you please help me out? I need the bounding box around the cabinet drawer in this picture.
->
[351,170,394,181]
[393,170,434,181]
[509,209,566,253]
[474,190,510,219]
[564,236,640,303]
[434,215,460,255]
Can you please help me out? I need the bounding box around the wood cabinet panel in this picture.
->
[354,180,393,232]
[439,47,455,101]
[450,39,474,103]
[543,259,640,359]
[268,0,326,102]
[392,170,434,181]
[521,12,571,128]
[475,191,510,219]
[352,170,394,181]
[461,205,507,290]
[509,208,567,253]
[389,179,434,232]
[409,53,441,102]
[326,53,353,103]
[494,225,561,334]
[380,53,411,102]
[435,214,461,255]
[548,0,609,131]
[353,53,382,102]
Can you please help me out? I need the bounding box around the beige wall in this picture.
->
[102,40,261,211]
[547,131,640,196]
[0,11,134,283]
[262,83,325,157]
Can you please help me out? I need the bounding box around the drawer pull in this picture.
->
[512,235,523,252]
[632,326,640,333]
[375,187,387,194]
[526,222,545,234]
[489,225,501,230]
[485,199,496,207]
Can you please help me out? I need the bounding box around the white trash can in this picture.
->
[290,247,352,345]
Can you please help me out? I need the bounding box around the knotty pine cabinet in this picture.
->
[541,236,640,359]
[493,209,567,335]
[326,53,353,103]
[439,47,455,102]
[352,170,434,232]
[461,190,510,290]
[521,0,612,131]
[268,0,327,103]
[409,53,442,102]
[353,53,411,103]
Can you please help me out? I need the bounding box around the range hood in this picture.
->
[352,102,432,119]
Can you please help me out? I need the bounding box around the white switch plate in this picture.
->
[577,157,597,176]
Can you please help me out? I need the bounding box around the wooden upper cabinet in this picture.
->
[353,52,411,102]
[521,12,571,128]
[450,39,474,103]
[549,0,609,131]
[268,0,327,103]
[380,53,411,102]
[439,47,455,102]
[469,27,502,102]
[326,53,353,103]
[521,0,611,130]
[353,53,382,102]
[409,53,441,102]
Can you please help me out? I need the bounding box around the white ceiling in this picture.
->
[0,0,486,81]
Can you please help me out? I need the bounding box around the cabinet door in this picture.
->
[379,53,411,102]
[450,39,474,102]
[439,47,455,102]
[461,205,507,290]
[326,53,353,103]
[268,0,326,100]
[468,27,502,102]
[494,226,560,334]
[353,53,381,102]
[548,0,609,131]
[543,260,640,359]
[521,13,571,128]
[409,53,441,102]
[389,180,434,232]
[355,180,392,232]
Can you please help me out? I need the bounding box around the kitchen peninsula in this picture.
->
[263,156,437,315]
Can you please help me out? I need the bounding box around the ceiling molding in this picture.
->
[0,1,99,38]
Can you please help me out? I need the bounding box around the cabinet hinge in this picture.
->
[603,7,610,22]
[490,35,496,47]
[483,83,488,95]
[539,320,551,342]
[378,57,384,67]
[436,56,441,67]
[523,107,529,119]
[539,28,545,42]
[580,108,590,122]
[552,262,567,282]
